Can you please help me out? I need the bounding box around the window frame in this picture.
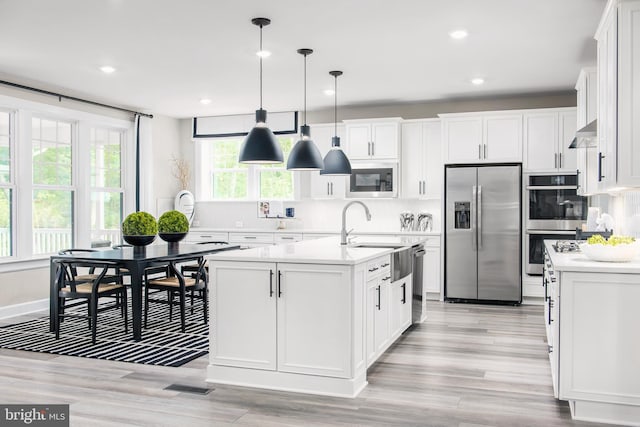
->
[0,93,134,270]
[0,108,16,259]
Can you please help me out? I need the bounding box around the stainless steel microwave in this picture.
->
[346,163,398,198]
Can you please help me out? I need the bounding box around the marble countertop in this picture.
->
[544,240,640,274]
[190,227,440,236]
[207,235,426,265]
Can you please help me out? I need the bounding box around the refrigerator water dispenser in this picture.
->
[454,202,471,229]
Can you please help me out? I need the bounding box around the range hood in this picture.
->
[569,120,597,148]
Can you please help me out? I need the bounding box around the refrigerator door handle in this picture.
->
[477,185,482,249]
[471,185,477,250]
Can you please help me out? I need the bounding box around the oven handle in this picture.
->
[525,185,578,190]
[526,230,576,235]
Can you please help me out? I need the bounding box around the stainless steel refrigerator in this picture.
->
[445,164,522,302]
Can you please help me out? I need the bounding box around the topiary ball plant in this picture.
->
[158,210,189,243]
[122,211,158,246]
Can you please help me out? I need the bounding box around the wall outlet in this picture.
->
[235,221,243,228]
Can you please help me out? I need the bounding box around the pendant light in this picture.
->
[286,48,324,170]
[320,70,352,175]
[238,17,283,164]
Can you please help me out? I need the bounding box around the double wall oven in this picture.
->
[525,173,588,274]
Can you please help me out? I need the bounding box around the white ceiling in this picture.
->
[0,0,607,119]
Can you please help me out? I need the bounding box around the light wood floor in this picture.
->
[0,302,611,426]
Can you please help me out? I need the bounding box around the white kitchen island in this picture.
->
[205,236,423,397]
[544,241,640,426]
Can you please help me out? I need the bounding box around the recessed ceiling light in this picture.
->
[256,50,271,58]
[324,89,335,96]
[471,78,485,85]
[200,98,212,105]
[449,29,468,40]
[100,66,116,74]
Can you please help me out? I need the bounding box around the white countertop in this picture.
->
[207,235,426,265]
[545,240,640,274]
[190,227,440,237]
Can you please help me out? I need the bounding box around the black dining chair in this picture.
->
[144,257,208,332]
[53,259,128,344]
[180,241,227,277]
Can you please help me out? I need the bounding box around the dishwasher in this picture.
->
[411,244,426,323]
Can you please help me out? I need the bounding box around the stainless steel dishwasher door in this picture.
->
[411,245,426,323]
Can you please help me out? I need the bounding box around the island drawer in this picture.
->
[366,255,391,277]
[274,233,303,243]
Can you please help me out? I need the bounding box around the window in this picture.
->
[90,127,124,245]
[0,94,134,266]
[199,135,296,200]
[0,110,13,257]
[32,117,74,255]
[257,136,295,199]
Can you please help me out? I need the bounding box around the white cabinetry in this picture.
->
[441,113,522,164]
[345,118,401,160]
[186,231,229,243]
[575,67,599,195]
[365,256,391,366]
[401,119,442,199]
[228,232,274,248]
[309,123,347,199]
[274,233,303,244]
[523,108,577,172]
[595,0,640,190]
[389,275,412,340]
[423,239,441,297]
[211,261,357,379]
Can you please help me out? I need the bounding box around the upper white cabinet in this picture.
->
[309,123,347,199]
[575,68,599,195]
[345,118,401,160]
[401,119,442,199]
[595,0,640,190]
[523,108,577,172]
[441,112,522,164]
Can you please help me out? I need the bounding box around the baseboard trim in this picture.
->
[0,299,48,320]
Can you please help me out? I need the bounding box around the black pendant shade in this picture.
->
[287,48,324,171]
[239,109,283,163]
[239,18,283,164]
[320,136,352,175]
[287,124,324,170]
[321,70,352,175]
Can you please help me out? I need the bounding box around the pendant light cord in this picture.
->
[334,74,338,138]
[259,24,263,110]
[303,53,307,126]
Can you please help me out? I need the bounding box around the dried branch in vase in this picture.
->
[171,155,191,191]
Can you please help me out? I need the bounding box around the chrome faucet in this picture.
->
[341,201,372,245]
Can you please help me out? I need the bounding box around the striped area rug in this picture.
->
[0,297,208,367]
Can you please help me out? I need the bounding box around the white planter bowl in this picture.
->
[581,242,639,262]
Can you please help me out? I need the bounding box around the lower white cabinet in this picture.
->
[423,240,441,296]
[389,275,412,340]
[211,261,354,378]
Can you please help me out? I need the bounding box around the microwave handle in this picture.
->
[525,185,578,190]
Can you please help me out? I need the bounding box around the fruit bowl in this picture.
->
[581,242,639,262]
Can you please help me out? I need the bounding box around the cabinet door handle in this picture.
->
[244,236,257,239]
[280,237,294,240]
[330,182,333,195]
[548,299,553,324]
[554,153,558,168]
[483,144,487,159]
[598,152,605,181]
[371,142,375,156]
[368,142,371,156]
[382,276,391,282]
[478,144,482,159]
[543,277,548,302]
[269,269,274,297]
[277,270,282,298]
[559,152,562,168]
[401,283,406,304]
[376,285,381,310]
[327,182,330,195]
[368,266,379,272]
[548,345,553,354]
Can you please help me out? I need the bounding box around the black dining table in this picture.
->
[49,242,240,340]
